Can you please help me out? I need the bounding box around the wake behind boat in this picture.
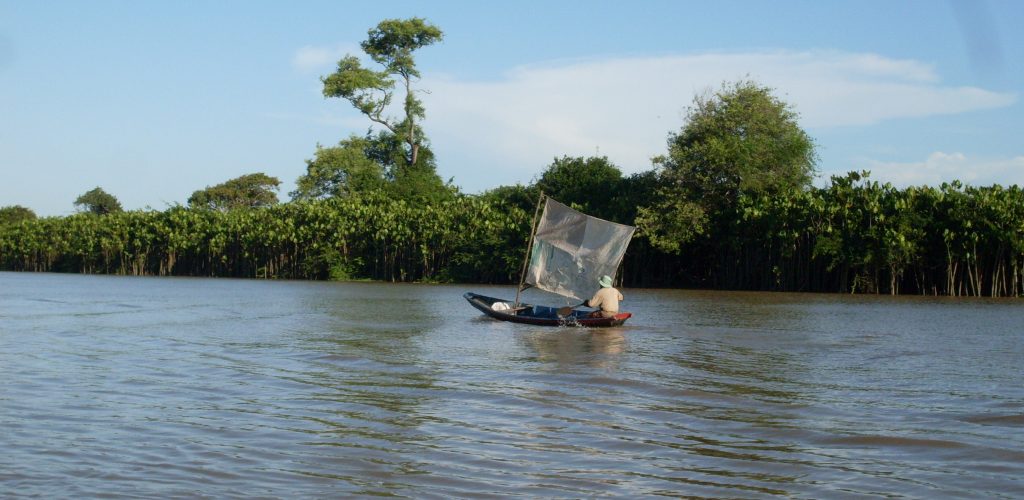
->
[465,195,636,328]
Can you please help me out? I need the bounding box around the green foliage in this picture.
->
[291,136,386,200]
[74,187,123,215]
[362,129,408,174]
[361,18,444,77]
[480,184,540,215]
[445,193,532,284]
[719,172,1024,296]
[318,18,449,206]
[0,194,525,283]
[0,205,36,226]
[189,172,282,211]
[322,55,394,118]
[365,130,454,206]
[639,79,817,254]
[2,173,1022,296]
[635,199,707,254]
[535,156,624,221]
[292,132,452,206]
[664,79,817,203]
[322,17,443,168]
[389,159,457,206]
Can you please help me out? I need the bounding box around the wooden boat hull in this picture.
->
[464,292,631,327]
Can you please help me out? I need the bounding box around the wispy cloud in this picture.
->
[414,50,1016,191]
[863,152,1024,187]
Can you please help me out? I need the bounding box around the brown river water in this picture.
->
[1,271,1022,498]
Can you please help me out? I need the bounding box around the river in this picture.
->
[1,271,1022,497]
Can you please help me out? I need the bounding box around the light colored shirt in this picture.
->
[588,287,623,317]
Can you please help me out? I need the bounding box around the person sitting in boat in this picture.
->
[585,275,623,318]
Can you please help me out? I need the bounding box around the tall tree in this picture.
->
[668,79,816,203]
[74,187,123,215]
[0,205,37,225]
[188,173,281,211]
[638,79,817,253]
[322,17,443,169]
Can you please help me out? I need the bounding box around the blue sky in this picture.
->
[2,0,1021,216]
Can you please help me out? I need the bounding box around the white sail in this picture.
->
[523,198,635,300]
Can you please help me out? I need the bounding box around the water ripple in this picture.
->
[2,274,1023,497]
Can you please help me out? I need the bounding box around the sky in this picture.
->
[1,0,1022,216]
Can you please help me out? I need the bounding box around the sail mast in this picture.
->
[514,191,546,307]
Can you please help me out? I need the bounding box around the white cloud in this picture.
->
[292,43,361,72]
[415,50,1016,192]
[859,152,1024,187]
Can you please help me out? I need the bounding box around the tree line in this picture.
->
[3,160,1022,296]
[0,193,527,283]
[2,18,1021,296]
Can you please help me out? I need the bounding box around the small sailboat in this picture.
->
[464,194,635,327]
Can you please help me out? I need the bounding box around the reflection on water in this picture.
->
[1,273,1023,497]
[520,329,626,369]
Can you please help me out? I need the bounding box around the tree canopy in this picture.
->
[321,17,443,169]
[291,136,386,200]
[291,132,453,205]
[362,129,453,205]
[0,205,37,226]
[535,156,624,221]
[638,79,817,253]
[188,173,281,211]
[74,187,123,215]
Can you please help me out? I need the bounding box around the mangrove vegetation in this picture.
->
[2,19,1022,297]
